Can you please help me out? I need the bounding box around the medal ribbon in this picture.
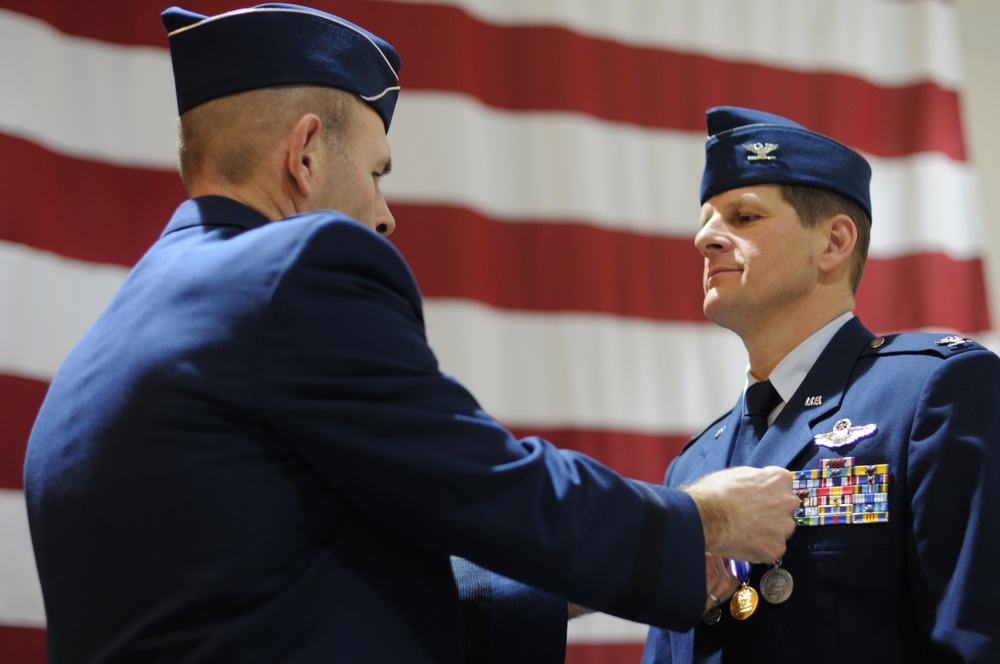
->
[728,559,751,584]
[727,558,759,620]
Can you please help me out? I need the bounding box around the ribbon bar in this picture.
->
[792,464,888,481]
[794,512,889,527]
[791,457,890,527]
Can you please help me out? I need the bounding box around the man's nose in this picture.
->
[375,202,395,236]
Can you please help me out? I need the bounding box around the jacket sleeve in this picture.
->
[256,218,707,629]
[906,347,1000,662]
[452,557,567,664]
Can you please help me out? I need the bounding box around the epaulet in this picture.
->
[678,409,733,455]
[861,332,987,358]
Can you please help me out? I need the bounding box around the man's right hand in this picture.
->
[683,466,799,563]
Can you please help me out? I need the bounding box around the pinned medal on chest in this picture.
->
[759,558,793,604]
[728,560,758,620]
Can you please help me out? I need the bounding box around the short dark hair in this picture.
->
[779,184,871,294]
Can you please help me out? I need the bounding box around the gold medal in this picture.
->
[760,565,793,604]
[729,583,758,620]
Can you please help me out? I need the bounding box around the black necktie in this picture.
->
[730,380,782,465]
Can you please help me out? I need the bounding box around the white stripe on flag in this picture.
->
[0,240,126,382]
[425,299,747,432]
[0,490,45,627]
[0,8,178,168]
[567,611,648,644]
[0,241,749,431]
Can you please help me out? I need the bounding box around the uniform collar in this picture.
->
[161,196,272,237]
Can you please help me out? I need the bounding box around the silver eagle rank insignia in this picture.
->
[813,418,877,449]
[743,142,779,161]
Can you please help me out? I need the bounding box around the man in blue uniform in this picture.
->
[22,6,799,663]
[467,105,1000,663]
[641,106,1000,662]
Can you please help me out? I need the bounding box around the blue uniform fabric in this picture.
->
[24,196,707,663]
[644,317,1000,663]
[452,558,568,664]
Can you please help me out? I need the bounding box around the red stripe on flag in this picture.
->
[389,12,965,160]
[857,253,992,334]
[0,134,184,267]
[507,427,690,485]
[567,642,646,664]
[392,203,991,333]
[2,1,965,160]
[390,204,707,322]
[0,625,46,663]
[0,374,48,491]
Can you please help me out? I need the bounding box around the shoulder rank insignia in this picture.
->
[813,418,877,449]
[743,142,778,161]
[936,335,972,348]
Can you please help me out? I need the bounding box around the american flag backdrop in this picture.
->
[0,0,994,662]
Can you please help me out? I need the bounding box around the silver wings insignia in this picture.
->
[936,335,972,348]
[813,418,878,449]
[743,142,779,161]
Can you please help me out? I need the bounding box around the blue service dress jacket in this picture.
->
[644,316,1000,663]
[24,196,708,664]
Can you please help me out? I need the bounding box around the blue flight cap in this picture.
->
[162,4,402,132]
[700,106,872,221]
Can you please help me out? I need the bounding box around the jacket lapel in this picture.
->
[680,396,744,481]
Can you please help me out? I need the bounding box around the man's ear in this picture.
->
[286,113,324,199]
[818,214,857,275]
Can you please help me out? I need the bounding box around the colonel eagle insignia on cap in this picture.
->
[813,419,877,449]
[743,142,779,161]
[701,106,873,222]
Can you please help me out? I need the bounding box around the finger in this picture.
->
[705,554,737,603]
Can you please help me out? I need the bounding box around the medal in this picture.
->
[728,560,757,620]
[730,585,758,620]
[759,558,793,604]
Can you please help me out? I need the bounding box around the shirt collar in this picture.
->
[744,311,854,422]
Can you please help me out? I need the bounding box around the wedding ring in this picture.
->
[708,592,720,604]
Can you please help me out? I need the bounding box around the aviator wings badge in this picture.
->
[743,142,779,161]
[813,418,877,449]
[936,335,972,348]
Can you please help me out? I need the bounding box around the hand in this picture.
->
[704,553,737,614]
[683,466,798,563]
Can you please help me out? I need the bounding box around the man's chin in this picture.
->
[702,298,737,329]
